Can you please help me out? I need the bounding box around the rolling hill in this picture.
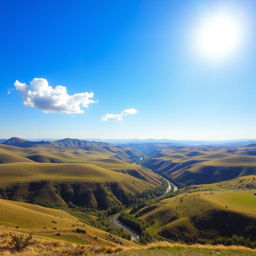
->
[0,141,162,209]
[0,162,162,209]
[0,198,135,248]
[1,137,142,163]
[130,176,256,246]
[141,145,256,185]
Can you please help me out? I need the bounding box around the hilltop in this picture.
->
[1,137,142,162]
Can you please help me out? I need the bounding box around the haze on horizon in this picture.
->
[0,0,255,141]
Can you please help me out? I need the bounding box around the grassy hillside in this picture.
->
[0,162,162,209]
[187,175,256,191]
[0,143,133,164]
[142,145,256,185]
[0,199,135,249]
[0,141,163,209]
[1,234,255,256]
[1,137,142,163]
[131,183,256,246]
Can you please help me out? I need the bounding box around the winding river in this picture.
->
[110,170,178,241]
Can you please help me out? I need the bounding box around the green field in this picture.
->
[201,190,256,216]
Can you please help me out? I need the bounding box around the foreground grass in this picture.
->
[1,236,255,256]
[113,247,255,256]
[112,243,256,256]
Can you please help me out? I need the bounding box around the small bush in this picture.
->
[75,228,86,234]
[8,233,33,251]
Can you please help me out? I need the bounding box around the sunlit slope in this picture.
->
[0,144,132,164]
[0,199,134,247]
[0,162,161,189]
[0,144,157,182]
[188,175,256,191]
[133,189,256,243]
[0,162,161,208]
[0,137,142,163]
[142,145,256,185]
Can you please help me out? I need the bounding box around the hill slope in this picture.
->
[131,177,256,245]
[142,145,256,185]
[0,162,161,209]
[1,137,142,163]
[0,199,134,248]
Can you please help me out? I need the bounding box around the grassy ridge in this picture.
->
[0,199,135,248]
[142,145,256,185]
[0,162,163,209]
[0,162,159,193]
[131,178,256,245]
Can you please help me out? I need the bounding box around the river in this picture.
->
[110,170,178,241]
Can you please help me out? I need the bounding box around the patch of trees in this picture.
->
[212,235,256,249]
[118,213,155,244]
[67,205,131,240]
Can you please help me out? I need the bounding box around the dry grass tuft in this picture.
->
[142,241,256,251]
[1,231,255,256]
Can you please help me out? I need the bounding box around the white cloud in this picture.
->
[101,108,138,122]
[14,78,95,114]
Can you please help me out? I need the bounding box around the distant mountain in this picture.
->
[1,137,142,162]
[52,138,142,162]
[53,138,118,151]
[103,139,256,146]
[2,137,49,147]
[123,143,178,155]
[247,143,256,147]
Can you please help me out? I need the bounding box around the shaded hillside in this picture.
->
[130,179,256,246]
[0,162,162,209]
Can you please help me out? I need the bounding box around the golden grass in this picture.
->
[0,162,156,194]
[0,200,135,249]
[119,241,256,253]
[201,190,256,216]
[0,231,127,256]
[0,232,255,256]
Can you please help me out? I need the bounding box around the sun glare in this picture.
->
[195,11,245,60]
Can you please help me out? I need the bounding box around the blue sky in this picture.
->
[0,0,256,140]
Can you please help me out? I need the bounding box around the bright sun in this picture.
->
[195,12,244,60]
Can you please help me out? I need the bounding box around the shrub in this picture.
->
[75,228,86,234]
[8,233,33,251]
